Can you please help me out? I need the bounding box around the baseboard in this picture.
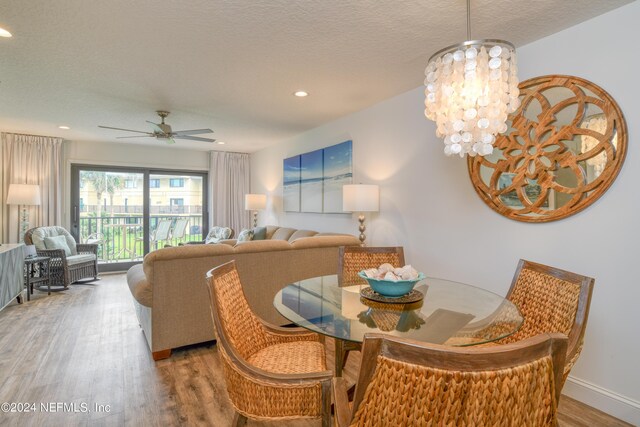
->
[562,375,640,425]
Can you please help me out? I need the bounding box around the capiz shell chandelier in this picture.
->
[424,0,520,157]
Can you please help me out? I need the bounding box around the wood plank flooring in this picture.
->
[0,273,630,427]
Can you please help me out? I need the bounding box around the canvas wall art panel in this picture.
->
[323,140,353,213]
[283,140,353,213]
[300,149,324,213]
[283,155,301,212]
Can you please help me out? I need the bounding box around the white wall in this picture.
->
[62,140,209,228]
[251,2,640,423]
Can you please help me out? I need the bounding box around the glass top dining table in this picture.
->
[273,275,523,348]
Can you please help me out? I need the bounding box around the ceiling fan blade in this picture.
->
[146,120,165,135]
[174,135,217,143]
[172,128,214,136]
[116,135,154,139]
[98,125,150,134]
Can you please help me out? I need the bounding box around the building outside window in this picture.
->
[125,179,137,188]
[170,198,184,213]
[169,178,185,188]
[149,179,160,188]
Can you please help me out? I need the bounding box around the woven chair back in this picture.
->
[499,260,594,344]
[206,261,269,360]
[338,246,405,286]
[349,333,567,426]
[498,260,594,382]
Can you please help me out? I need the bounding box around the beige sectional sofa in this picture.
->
[126,226,360,360]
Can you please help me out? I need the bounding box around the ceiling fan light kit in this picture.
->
[424,0,519,158]
[99,110,216,144]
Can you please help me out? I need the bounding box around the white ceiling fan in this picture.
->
[99,110,215,144]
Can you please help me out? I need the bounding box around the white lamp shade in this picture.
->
[245,193,267,210]
[343,184,379,212]
[7,184,41,206]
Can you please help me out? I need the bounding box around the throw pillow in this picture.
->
[205,226,232,244]
[44,235,72,257]
[252,226,267,241]
[237,229,254,242]
[217,227,232,240]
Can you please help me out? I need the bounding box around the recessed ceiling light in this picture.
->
[0,27,12,38]
[294,91,308,97]
[216,141,226,145]
[58,125,70,130]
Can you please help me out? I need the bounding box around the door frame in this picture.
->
[70,164,208,272]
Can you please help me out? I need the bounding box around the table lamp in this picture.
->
[343,184,379,246]
[245,194,267,227]
[7,183,41,242]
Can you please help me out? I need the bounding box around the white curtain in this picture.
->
[209,151,251,234]
[1,133,64,243]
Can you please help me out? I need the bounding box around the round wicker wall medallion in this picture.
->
[468,75,627,222]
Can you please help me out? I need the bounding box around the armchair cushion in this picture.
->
[44,235,72,256]
[67,253,97,266]
[31,226,77,255]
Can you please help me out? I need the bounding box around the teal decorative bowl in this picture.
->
[358,271,425,298]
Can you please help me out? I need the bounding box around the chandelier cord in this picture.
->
[466,0,472,40]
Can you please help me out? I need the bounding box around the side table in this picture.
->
[24,256,51,301]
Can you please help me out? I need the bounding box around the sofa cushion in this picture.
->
[265,225,280,240]
[127,264,152,307]
[288,230,318,242]
[252,226,267,241]
[271,227,297,241]
[66,253,97,266]
[44,235,72,256]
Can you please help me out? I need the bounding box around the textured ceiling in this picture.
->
[0,0,632,152]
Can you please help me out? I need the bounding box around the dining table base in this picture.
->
[334,339,362,377]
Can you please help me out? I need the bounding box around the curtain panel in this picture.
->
[1,133,64,243]
[209,151,251,234]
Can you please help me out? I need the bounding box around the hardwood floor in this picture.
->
[0,273,630,427]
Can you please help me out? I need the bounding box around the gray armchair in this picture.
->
[25,226,99,288]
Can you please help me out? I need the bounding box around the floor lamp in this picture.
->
[245,194,267,227]
[7,183,42,243]
[343,184,379,246]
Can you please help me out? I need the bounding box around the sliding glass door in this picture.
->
[70,165,208,272]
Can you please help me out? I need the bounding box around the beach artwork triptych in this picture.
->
[283,140,353,213]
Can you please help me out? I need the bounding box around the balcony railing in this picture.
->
[79,214,204,263]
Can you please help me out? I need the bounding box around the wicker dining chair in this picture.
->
[338,246,405,287]
[493,259,594,384]
[333,332,568,427]
[206,261,333,427]
[335,246,405,375]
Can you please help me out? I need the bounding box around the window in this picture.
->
[169,178,184,188]
[125,179,137,188]
[149,179,160,188]
[170,198,184,206]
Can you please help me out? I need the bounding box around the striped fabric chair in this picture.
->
[333,333,567,426]
[206,261,332,427]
